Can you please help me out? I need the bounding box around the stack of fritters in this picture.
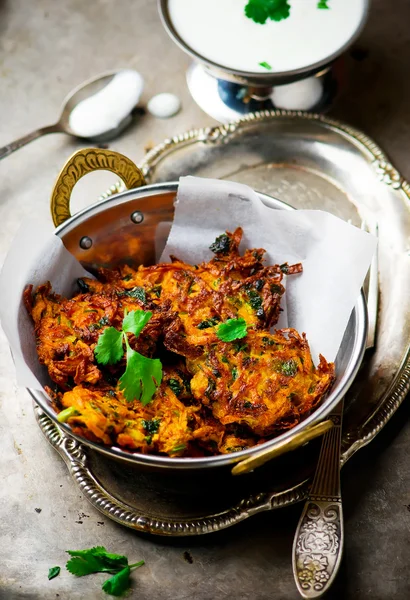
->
[25,227,334,457]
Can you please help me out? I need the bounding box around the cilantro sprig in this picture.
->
[94,310,162,404]
[65,546,144,597]
[217,318,248,342]
[245,0,330,25]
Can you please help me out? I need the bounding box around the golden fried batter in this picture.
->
[26,227,334,457]
[188,329,334,437]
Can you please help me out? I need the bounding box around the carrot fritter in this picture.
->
[187,329,335,437]
[26,227,334,457]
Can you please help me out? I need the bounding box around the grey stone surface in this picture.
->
[1,0,410,599]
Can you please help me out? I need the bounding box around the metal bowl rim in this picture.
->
[158,0,369,84]
[28,182,367,469]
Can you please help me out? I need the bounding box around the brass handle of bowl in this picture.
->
[231,419,334,476]
[50,148,146,227]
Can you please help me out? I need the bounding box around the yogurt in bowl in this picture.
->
[165,0,368,78]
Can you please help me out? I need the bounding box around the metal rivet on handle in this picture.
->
[130,211,144,224]
[79,236,93,249]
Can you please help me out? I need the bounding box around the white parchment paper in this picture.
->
[0,177,376,396]
[0,222,91,390]
[160,177,377,362]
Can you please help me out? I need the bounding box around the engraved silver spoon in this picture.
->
[292,220,379,598]
[0,70,143,160]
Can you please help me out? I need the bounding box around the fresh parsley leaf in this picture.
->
[57,406,80,423]
[94,310,162,404]
[268,0,290,21]
[217,318,248,342]
[122,309,152,337]
[102,561,144,597]
[259,61,272,70]
[245,0,271,23]
[102,566,131,596]
[94,327,124,365]
[65,548,144,596]
[48,566,60,580]
[119,340,162,404]
[245,0,290,24]
[66,547,128,577]
[317,0,329,8]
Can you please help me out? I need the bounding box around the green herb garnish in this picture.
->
[168,378,183,397]
[259,61,272,70]
[209,233,232,255]
[197,317,220,329]
[142,418,161,435]
[172,443,187,453]
[57,406,80,423]
[245,0,291,24]
[48,566,60,580]
[89,315,110,332]
[246,289,264,317]
[94,310,162,404]
[280,359,298,376]
[217,318,248,342]
[151,285,162,298]
[66,546,144,597]
[245,0,329,24]
[121,286,146,304]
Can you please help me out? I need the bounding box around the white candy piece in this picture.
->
[147,93,181,118]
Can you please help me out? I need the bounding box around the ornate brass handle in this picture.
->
[50,148,146,226]
[231,419,334,476]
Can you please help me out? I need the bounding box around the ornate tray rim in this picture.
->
[38,110,410,536]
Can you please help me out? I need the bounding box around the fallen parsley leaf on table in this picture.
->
[102,566,131,596]
[48,566,60,580]
[217,318,248,342]
[66,547,144,596]
[94,310,162,404]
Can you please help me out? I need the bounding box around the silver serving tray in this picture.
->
[38,110,410,536]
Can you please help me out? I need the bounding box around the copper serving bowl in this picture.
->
[28,148,367,474]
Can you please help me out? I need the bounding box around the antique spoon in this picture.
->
[292,220,379,598]
[0,70,144,160]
